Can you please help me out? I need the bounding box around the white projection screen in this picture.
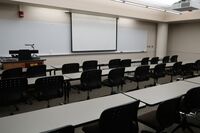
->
[71,13,117,52]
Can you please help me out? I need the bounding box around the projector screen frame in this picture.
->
[70,12,118,52]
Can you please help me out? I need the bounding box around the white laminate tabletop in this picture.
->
[124,81,200,106]
[51,65,62,69]
[185,76,200,85]
[28,75,70,85]
[63,72,82,80]
[0,93,145,133]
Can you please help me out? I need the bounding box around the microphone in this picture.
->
[25,44,35,49]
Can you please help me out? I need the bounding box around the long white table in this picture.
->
[123,81,199,106]
[0,94,145,133]
[28,75,70,85]
[185,76,200,85]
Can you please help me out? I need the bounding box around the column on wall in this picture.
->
[156,23,168,58]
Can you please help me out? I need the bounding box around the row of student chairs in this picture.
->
[141,55,178,65]
[48,86,200,133]
[0,75,67,113]
[62,55,178,73]
[1,64,46,79]
[0,55,178,80]
[64,59,200,100]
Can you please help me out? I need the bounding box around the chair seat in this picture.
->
[102,79,125,87]
[82,123,101,133]
[127,76,149,82]
[138,110,162,131]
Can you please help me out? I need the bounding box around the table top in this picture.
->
[185,76,200,85]
[123,81,199,106]
[0,93,145,133]
[28,75,70,85]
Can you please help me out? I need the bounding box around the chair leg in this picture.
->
[136,82,139,90]
[111,87,114,94]
[154,78,156,86]
[47,100,50,108]
[170,75,173,82]
[14,105,19,111]
[87,90,90,100]
[121,84,123,91]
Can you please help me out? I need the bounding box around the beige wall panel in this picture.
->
[168,22,200,62]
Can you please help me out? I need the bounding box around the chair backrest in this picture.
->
[153,63,166,78]
[170,55,178,62]
[162,56,170,63]
[48,125,74,133]
[0,78,27,106]
[26,65,46,78]
[1,67,23,79]
[150,57,159,64]
[82,60,98,71]
[81,69,102,90]
[62,63,79,74]
[108,67,125,86]
[181,87,200,114]
[172,62,182,75]
[156,97,181,129]
[99,100,140,133]
[35,76,64,101]
[121,59,131,67]
[141,57,149,65]
[181,63,194,78]
[108,59,121,68]
[134,65,150,81]
[194,60,200,71]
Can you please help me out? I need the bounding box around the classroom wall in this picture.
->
[9,0,165,22]
[168,22,200,62]
[0,3,157,65]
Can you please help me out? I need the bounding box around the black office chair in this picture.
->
[82,100,140,133]
[127,65,150,90]
[62,63,79,74]
[48,125,74,133]
[181,63,194,79]
[26,65,46,78]
[193,60,200,74]
[121,59,131,67]
[78,69,102,100]
[162,56,170,63]
[35,76,65,107]
[102,67,125,94]
[108,59,121,68]
[150,57,159,64]
[150,63,166,86]
[1,67,23,79]
[138,97,181,133]
[0,78,28,113]
[167,62,182,82]
[172,87,200,133]
[141,57,149,65]
[82,60,98,71]
[170,55,178,62]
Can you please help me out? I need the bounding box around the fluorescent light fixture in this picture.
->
[111,0,182,15]
[124,1,147,8]
[147,6,165,12]
[112,0,124,3]
[166,10,182,15]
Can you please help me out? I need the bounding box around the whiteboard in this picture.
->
[117,18,148,52]
[0,19,71,56]
[71,13,117,52]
